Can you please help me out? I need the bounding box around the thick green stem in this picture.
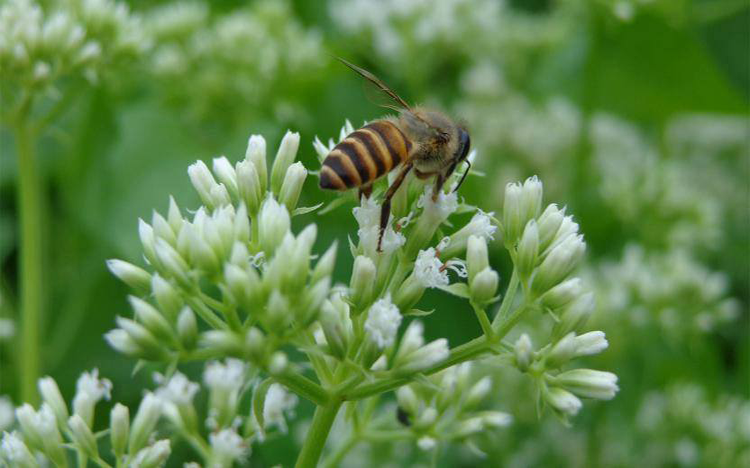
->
[295,400,343,468]
[274,372,329,407]
[15,101,44,404]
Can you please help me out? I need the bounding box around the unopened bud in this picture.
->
[545,333,576,368]
[311,241,337,284]
[268,352,288,375]
[152,211,176,245]
[543,386,581,417]
[537,204,565,252]
[466,235,489,283]
[514,333,533,372]
[551,292,594,340]
[200,330,244,357]
[151,274,182,321]
[154,238,190,287]
[130,296,173,341]
[138,219,157,267]
[167,196,183,232]
[395,338,449,374]
[236,160,262,215]
[188,160,219,209]
[115,317,166,361]
[213,156,238,199]
[129,393,161,454]
[541,277,584,312]
[38,377,68,428]
[279,162,307,212]
[258,196,291,255]
[554,369,619,400]
[469,268,499,304]
[531,234,585,297]
[320,297,352,359]
[465,377,492,408]
[107,259,151,294]
[350,255,376,309]
[572,331,608,357]
[270,131,301,195]
[516,220,539,279]
[132,439,171,468]
[110,403,129,457]
[68,414,98,458]
[245,135,268,194]
[177,307,198,349]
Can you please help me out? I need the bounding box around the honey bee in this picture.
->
[319,58,472,251]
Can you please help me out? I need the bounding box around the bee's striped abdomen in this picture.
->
[319,120,412,191]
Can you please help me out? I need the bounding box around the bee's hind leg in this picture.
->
[359,184,373,200]
[377,164,413,252]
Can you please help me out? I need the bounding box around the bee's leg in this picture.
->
[359,183,373,200]
[378,164,413,252]
[431,174,446,202]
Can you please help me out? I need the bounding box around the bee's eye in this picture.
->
[457,129,471,161]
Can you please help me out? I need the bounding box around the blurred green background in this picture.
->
[1,0,748,466]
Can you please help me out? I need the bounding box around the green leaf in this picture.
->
[438,282,471,299]
[405,308,435,317]
[293,202,324,216]
[252,378,274,437]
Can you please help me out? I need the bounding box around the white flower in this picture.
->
[417,435,437,451]
[72,369,112,421]
[210,428,247,463]
[417,185,458,223]
[154,372,199,406]
[414,248,448,288]
[263,384,298,433]
[131,439,171,467]
[0,431,34,465]
[0,397,14,431]
[203,359,247,393]
[364,294,402,348]
[353,197,405,256]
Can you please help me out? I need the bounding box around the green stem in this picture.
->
[14,96,44,404]
[492,268,519,327]
[471,302,494,340]
[294,400,343,468]
[273,372,329,407]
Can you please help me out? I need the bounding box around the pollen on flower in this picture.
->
[364,294,402,348]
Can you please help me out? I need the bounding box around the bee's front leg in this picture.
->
[431,174,446,202]
[377,164,413,252]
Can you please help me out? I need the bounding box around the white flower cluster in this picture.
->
[145,0,323,123]
[0,0,147,90]
[0,361,292,467]
[396,362,511,453]
[106,130,334,377]
[592,245,739,335]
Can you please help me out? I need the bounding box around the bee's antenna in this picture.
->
[453,159,471,193]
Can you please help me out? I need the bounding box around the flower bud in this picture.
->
[350,255,376,309]
[266,291,291,331]
[105,329,142,357]
[516,220,539,279]
[454,417,484,437]
[187,225,220,274]
[311,241,337,284]
[15,404,44,450]
[279,162,307,212]
[151,274,182,321]
[395,338,449,374]
[531,234,585,297]
[110,403,129,457]
[415,407,438,428]
[290,224,317,285]
[470,268,499,304]
[236,160,263,216]
[466,235,489,283]
[480,411,512,428]
[465,377,492,408]
[138,219,158,267]
[233,203,250,245]
[572,331,608,357]
[554,369,619,400]
[107,259,151,294]
[392,271,426,313]
[320,297,352,359]
[129,393,161,454]
[268,352,288,375]
[213,156,238,199]
[245,135,268,194]
[301,277,330,325]
[245,327,266,361]
[0,431,35,467]
[38,377,68,428]
[442,211,497,259]
[188,160,219,209]
[167,196,183,233]
[519,176,543,229]
[537,204,565,252]
[543,386,581,417]
[154,238,190,287]
[258,195,291,255]
[417,436,437,451]
[404,189,458,258]
[503,176,542,247]
[201,330,245,357]
[152,211,176,245]
[132,439,171,468]
[541,277,584,312]
[177,307,198,349]
[551,292,594,340]
[545,333,577,368]
[224,263,262,310]
[115,317,166,360]
[514,333,533,372]
[130,296,173,341]
[394,321,425,359]
[396,386,419,415]
[68,414,98,458]
[270,131,301,195]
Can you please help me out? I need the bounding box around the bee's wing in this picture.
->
[335,56,411,111]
